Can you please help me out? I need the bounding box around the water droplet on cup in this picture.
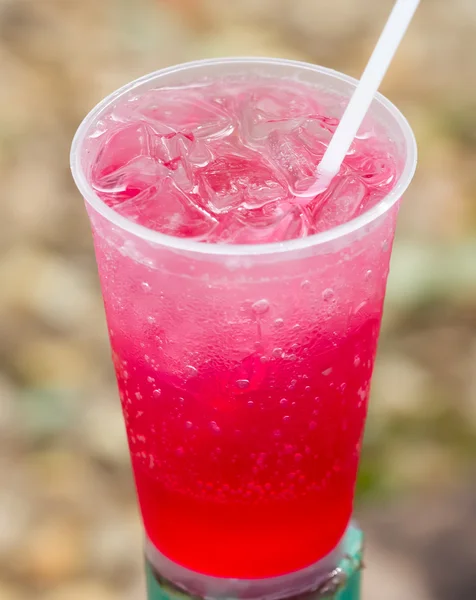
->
[185,365,198,378]
[280,398,288,406]
[210,421,221,434]
[185,421,193,429]
[252,299,270,316]
[283,415,291,423]
[236,379,250,389]
[322,288,335,303]
[152,389,162,398]
[274,318,284,327]
[322,368,333,376]
[141,282,151,292]
[301,280,311,290]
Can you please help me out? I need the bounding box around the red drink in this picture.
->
[71,59,416,580]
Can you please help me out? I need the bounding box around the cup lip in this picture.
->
[70,56,417,257]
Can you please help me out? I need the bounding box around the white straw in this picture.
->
[300,0,420,197]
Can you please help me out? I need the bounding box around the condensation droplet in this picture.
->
[273,429,281,439]
[301,280,311,290]
[135,392,142,400]
[274,318,284,327]
[152,389,162,398]
[141,282,151,292]
[210,421,221,434]
[365,269,372,281]
[305,386,311,392]
[322,288,336,303]
[147,316,156,324]
[283,415,291,423]
[382,240,390,252]
[236,379,250,389]
[147,376,155,383]
[354,301,367,314]
[185,421,193,429]
[354,355,361,367]
[247,400,254,407]
[272,347,283,358]
[280,398,288,406]
[252,299,270,315]
[322,368,333,376]
[185,365,198,378]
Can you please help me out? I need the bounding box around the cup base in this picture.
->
[145,522,362,600]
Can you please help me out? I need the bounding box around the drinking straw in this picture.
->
[298,0,420,197]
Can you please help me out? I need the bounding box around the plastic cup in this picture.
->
[71,58,416,587]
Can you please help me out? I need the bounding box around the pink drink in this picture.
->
[72,59,415,580]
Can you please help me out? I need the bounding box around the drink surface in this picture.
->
[87,75,400,578]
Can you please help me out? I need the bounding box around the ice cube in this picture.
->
[312,175,368,233]
[298,116,339,156]
[267,129,319,193]
[247,83,323,120]
[92,156,167,205]
[129,87,235,141]
[152,132,194,169]
[209,201,310,244]
[239,83,323,145]
[92,122,154,182]
[116,178,217,238]
[197,148,288,215]
[346,150,397,189]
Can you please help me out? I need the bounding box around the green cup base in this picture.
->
[145,524,363,600]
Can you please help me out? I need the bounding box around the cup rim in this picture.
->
[70,56,417,257]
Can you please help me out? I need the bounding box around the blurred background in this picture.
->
[0,1,475,599]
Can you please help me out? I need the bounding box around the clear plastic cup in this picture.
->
[71,58,416,586]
